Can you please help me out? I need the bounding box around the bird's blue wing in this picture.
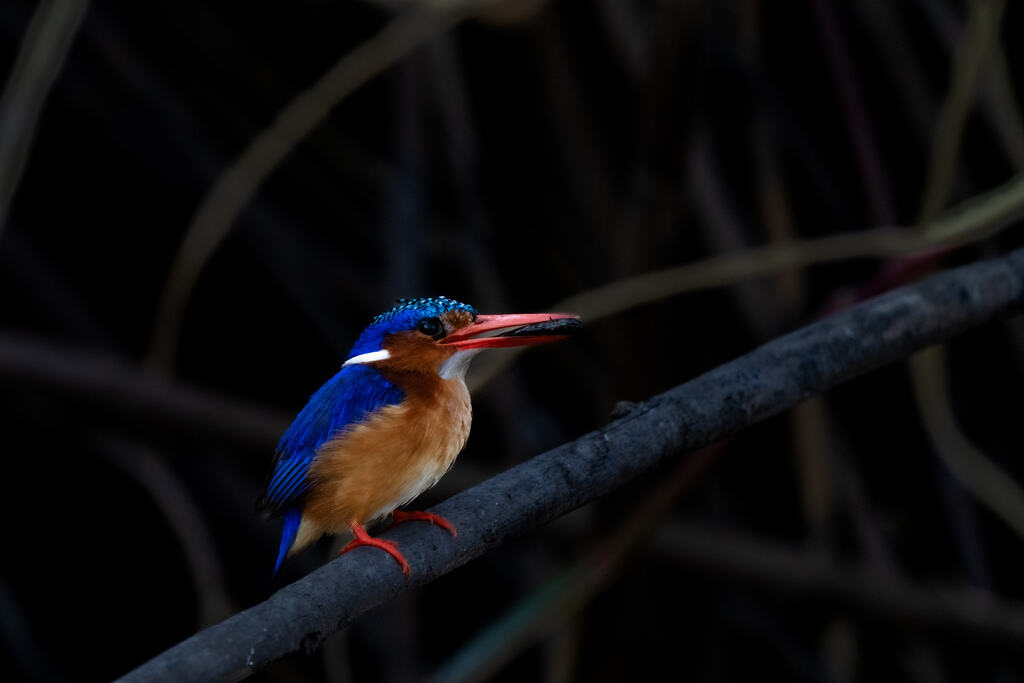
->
[257,363,405,515]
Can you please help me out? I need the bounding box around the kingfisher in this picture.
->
[257,296,579,576]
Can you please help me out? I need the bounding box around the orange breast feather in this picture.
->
[301,374,472,537]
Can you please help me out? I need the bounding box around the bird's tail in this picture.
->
[274,508,303,576]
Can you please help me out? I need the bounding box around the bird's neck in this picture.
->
[376,362,469,404]
[367,348,478,394]
[437,349,479,381]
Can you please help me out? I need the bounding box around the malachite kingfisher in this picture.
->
[257,297,579,576]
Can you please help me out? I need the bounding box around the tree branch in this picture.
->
[0,332,287,448]
[119,247,1024,682]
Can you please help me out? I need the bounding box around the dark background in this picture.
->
[2,0,1024,681]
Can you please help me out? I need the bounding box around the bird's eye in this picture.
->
[417,317,444,339]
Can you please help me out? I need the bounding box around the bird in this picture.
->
[257,296,579,576]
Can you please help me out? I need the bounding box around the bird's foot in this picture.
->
[340,521,411,576]
[388,510,458,537]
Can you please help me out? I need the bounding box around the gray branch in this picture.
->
[119,246,1024,682]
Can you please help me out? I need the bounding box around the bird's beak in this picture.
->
[440,312,580,350]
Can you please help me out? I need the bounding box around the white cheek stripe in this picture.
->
[343,349,391,366]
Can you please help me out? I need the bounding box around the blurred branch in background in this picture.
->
[145,0,502,371]
[911,0,1024,173]
[911,346,1024,543]
[689,123,787,338]
[651,521,1024,647]
[0,331,287,448]
[979,37,1024,173]
[810,0,895,225]
[917,0,1007,224]
[853,1,936,146]
[470,174,1024,392]
[906,0,1024,581]
[121,247,1024,682]
[0,0,88,235]
[95,436,235,627]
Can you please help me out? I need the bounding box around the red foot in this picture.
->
[388,510,458,537]
[339,521,411,576]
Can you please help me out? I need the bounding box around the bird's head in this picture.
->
[344,296,579,380]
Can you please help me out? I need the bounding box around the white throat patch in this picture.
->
[438,349,480,380]
[343,349,391,366]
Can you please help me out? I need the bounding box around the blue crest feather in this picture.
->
[348,297,476,357]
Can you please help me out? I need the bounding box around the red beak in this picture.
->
[439,313,580,350]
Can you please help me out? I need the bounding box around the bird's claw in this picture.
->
[340,522,412,576]
[388,510,458,537]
